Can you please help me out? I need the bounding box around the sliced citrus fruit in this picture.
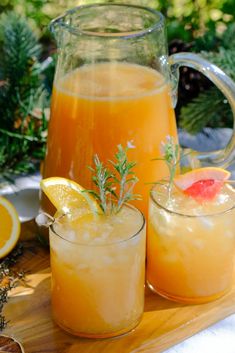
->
[174,167,230,201]
[40,177,100,216]
[0,196,21,259]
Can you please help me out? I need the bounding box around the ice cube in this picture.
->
[192,239,204,250]
[82,231,91,242]
[200,217,214,230]
[77,263,89,270]
[102,256,114,265]
[224,230,234,239]
[65,230,77,242]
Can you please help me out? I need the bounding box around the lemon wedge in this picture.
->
[0,196,21,259]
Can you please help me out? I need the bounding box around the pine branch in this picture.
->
[0,12,42,129]
[0,12,48,178]
[179,47,235,133]
[221,23,235,49]
[179,86,232,133]
[202,48,235,81]
[193,23,235,53]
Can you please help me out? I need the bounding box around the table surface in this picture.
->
[1,128,235,353]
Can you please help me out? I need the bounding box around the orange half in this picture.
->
[0,196,21,258]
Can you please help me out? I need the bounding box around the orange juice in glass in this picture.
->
[147,182,235,304]
[49,204,146,338]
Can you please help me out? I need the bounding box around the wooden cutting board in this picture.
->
[3,241,235,353]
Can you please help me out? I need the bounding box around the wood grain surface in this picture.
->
[3,242,235,353]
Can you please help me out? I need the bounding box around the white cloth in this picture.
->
[164,314,235,353]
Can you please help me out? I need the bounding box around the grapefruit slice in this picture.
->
[174,167,230,201]
[40,177,101,216]
[0,196,21,259]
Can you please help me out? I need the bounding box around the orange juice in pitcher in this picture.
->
[43,62,176,215]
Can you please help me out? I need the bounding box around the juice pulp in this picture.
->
[43,62,177,215]
[147,183,235,304]
[49,205,146,338]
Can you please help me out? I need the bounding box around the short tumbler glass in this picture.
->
[147,184,235,304]
[49,204,146,338]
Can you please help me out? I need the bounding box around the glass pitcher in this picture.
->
[43,3,235,216]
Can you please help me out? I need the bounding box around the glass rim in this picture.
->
[49,203,145,246]
[150,184,235,218]
[49,3,165,40]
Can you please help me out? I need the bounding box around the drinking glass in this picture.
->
[147,183,235,304]
[49,203,146,337]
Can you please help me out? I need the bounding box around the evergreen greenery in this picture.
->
[179,23,235,133]
[0,12,48,179]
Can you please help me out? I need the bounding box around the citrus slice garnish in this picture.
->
[174,167,231,201]
[40,177,100,216]
[0,196,21,259]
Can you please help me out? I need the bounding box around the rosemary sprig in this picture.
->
[153,136,180,196]
[86,144,140,215]
[87,155,115,214]
[110,145,140,213]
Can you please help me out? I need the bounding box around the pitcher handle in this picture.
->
[169,52,235,168]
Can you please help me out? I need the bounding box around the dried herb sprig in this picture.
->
[86,144,140,214]
[0,244,25,331]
